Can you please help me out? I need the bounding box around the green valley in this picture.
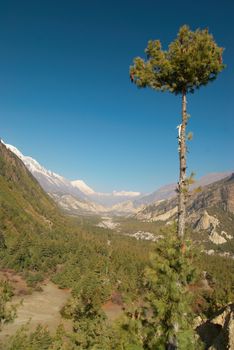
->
[0,141,234,349]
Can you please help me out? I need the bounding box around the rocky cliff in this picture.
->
[136,174,234,248]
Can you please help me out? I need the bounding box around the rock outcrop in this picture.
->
[195,210,220,231]
[136,174,234,247]
[197,303,234,349]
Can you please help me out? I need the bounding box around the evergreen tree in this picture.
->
[0,280,16,331]
[5,324,75,350]
[130,25,225,239]
[120,233,202,349]
[141,235,200,349]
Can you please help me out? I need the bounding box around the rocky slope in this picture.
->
[134,172,232,207]
[197,303,234,349]
[136,174,234,248]
[49,193,107,215]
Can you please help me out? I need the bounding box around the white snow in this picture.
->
[4,142,69,187]
[3,143,23,159]
[71,179,95,195]
[2,141,141,205]
[112,190,141,197]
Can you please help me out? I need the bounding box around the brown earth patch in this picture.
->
[0,269,30,296]
[0,280,72,344]
[102,292,124,322]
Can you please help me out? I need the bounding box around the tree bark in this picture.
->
[177,92,187,239]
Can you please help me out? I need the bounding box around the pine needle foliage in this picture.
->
[0,280,16,331]
[140,234,201,349]
[116,232,203,349]
[130,25,224,94]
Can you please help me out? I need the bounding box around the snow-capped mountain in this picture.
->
[86,190,141,207]
[3,141,231,216]
[3,142,86,199]
[3,141,142,211]
[71,180,95,195]
[112,190,140,197]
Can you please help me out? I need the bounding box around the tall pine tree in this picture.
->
[130,25,224,239]
[130,26,225,349]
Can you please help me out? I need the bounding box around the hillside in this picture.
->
[133,172,232,207]
[1,141,234,349]
[136,174,234,251]
[0,141,65,238]
[4,142,142,212]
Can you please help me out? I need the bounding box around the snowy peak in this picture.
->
[4,143,23,159]
[3,141,142,207]
[2,140,231,215]
[3,142,86,199]
[4,143,68,186]
[71,180,95,195]
[112,190,141,197]
[5,143,50,175]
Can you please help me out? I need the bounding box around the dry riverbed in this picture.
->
[97,217,159,241]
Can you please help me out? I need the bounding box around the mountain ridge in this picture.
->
[136,174,234,250]
[4,142,142,208]
[3,141,232,216]
[0,141,66,237]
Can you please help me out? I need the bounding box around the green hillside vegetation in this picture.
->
[0,142,149,289]
[114,216,164,235]
[0,142,234,349]
[0,142,64,237]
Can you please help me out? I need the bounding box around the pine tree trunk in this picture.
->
[177,92,187,239]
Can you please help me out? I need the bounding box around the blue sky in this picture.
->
[0,0,233,193]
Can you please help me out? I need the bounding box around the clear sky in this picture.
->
[0,0,233,193]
